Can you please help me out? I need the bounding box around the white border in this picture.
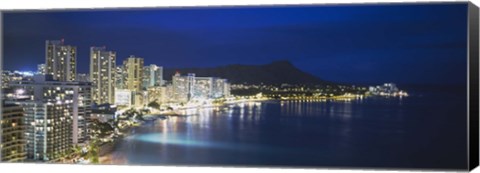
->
[0,0,478,173]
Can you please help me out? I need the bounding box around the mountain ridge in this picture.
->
[163,60,332,85]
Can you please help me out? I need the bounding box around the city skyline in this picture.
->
[3,3,468,85]
[0,3,474,169]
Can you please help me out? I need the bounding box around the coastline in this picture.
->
[98,125,134,165]
[96,99,267,164]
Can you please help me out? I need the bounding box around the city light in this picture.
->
[1,38,412,165]
[15,89,25,95]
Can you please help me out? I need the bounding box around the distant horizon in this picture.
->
[3,3,468,85]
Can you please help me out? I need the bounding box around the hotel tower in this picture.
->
[45,39,77,82]
[90,46,116,104]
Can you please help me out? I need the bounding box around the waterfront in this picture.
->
[103,88,466,169]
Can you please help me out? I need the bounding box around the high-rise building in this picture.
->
[172,73,230,103]
[90,47,116,104]
[224,82,231,98]
[213,78,230,98]
[123,56,144,92]
[45,40,77,81]
[142,64,163,89]
[0,103,27,162]
[37,64,46,75]
[115,66,126,90]
[7,75,91,161]
[193,77,214,100]
[193,77,230,100]
[172,72,195,103]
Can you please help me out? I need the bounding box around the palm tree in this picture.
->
[89,147,99,164]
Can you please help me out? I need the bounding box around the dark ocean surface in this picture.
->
[109,87,467,170]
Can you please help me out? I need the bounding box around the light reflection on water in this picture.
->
[124,101,287,155]
[109,96,467,169]
[117,100,361,161]
[126,132,272,152]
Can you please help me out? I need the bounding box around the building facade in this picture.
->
[90,47,116,104]
[45,40,77,82]
[114,89,133,107]
[213,78,230,98]
[147,86,167,104]
[123,56,144,92]
[193,77,214,100]
[0,103,27,162]
[134,91,146,107]
[115,66,126,90]
[90,105,116,123]
[193,77,230,100]
[7,75,92,161]
[172,73,195,103]
[142,64,163,89]
[149,83,174,104]
[172,73,230,103]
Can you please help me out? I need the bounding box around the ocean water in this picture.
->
[108,88,468,170]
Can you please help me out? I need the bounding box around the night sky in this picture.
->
[3,3,468,85]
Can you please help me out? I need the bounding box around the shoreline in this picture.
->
[96,99,267,164]
[98,124,135,164]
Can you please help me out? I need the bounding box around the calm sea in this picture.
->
[108,87,468,170]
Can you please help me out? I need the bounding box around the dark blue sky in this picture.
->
[3,3,468,85]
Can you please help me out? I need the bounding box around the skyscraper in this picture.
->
[123,56,144,92]
[7,75,91,161]
[90,47,116,104]
[45,40,77,81]
[142,64,163,89]
[0,103,27,162]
